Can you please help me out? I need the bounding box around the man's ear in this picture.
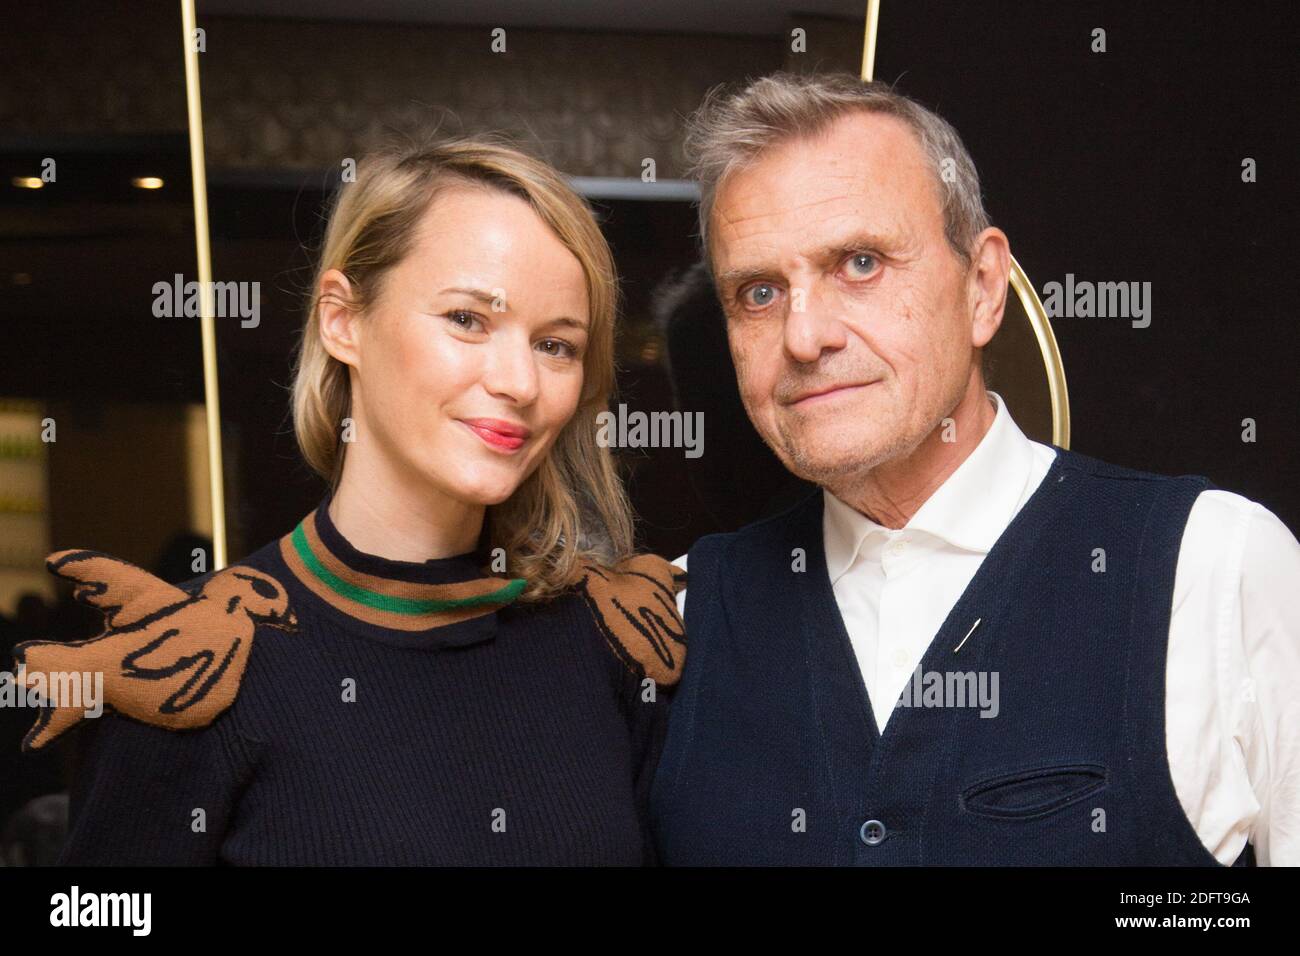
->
[318,268,363,368]
[967,227,1011,349]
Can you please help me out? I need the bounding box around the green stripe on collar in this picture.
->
[289,521,526,615]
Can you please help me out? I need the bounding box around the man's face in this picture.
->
[710,111,984,489]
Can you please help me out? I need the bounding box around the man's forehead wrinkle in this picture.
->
[717,185,865,231]
[716,161,918,241]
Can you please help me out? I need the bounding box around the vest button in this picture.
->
[859,819,887,846]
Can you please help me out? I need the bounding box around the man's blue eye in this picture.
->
[746,284,776,306]
[846,254,877,276]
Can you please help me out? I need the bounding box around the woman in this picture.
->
[13,137,686,865]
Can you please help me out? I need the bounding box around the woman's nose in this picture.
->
[482,338,540,404]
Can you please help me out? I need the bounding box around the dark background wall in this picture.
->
[872,0,1298,531]
[3,0,1297,558]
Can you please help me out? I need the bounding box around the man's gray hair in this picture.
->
[685,72,992,265]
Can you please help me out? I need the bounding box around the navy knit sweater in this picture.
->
[49,500,674,865]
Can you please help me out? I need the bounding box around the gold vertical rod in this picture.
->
[861,0,881,81]
[1009,255,1071,448]
[180,0,227,569]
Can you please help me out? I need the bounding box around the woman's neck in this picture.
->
[328,452,485,563]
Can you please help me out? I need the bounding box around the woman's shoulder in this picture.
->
[13,541,297,753]
[568,552,687,690]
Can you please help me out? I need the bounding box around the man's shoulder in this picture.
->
[1050,450,1299,559]
[688,488,824,558]
[1183,487,1298,570]
[1052,446,1213,489]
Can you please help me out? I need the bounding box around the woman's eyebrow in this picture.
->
[438,288,588,331]
[439,286,499,306]
[539,316,589,332]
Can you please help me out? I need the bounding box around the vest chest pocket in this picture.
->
[960,763,1108,820]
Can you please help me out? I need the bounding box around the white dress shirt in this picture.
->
[674,390,1300,865]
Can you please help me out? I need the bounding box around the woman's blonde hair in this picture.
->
[291,135,632,601]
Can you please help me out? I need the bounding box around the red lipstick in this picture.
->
[460,418,531,452]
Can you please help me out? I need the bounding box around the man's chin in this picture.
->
[781,444,885,487]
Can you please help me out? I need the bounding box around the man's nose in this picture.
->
[783,286,848,363]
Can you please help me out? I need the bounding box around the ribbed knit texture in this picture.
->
[651,447,1254,866]
[57,501,669,866]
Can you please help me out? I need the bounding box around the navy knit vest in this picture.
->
[650,447,1255,866]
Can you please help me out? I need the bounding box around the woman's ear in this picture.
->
[318,269,363,368]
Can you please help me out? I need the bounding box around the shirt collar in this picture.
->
[823,391,1040,583]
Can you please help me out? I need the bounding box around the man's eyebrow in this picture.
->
[714,266,772,290]
[439,288,588,330]
[714,231,896,289]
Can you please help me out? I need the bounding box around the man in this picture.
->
[651,72,1299,865]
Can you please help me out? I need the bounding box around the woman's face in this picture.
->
[322,185,592,507]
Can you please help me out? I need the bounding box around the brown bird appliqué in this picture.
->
[13,550,296,751]
[576,554,687,688]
